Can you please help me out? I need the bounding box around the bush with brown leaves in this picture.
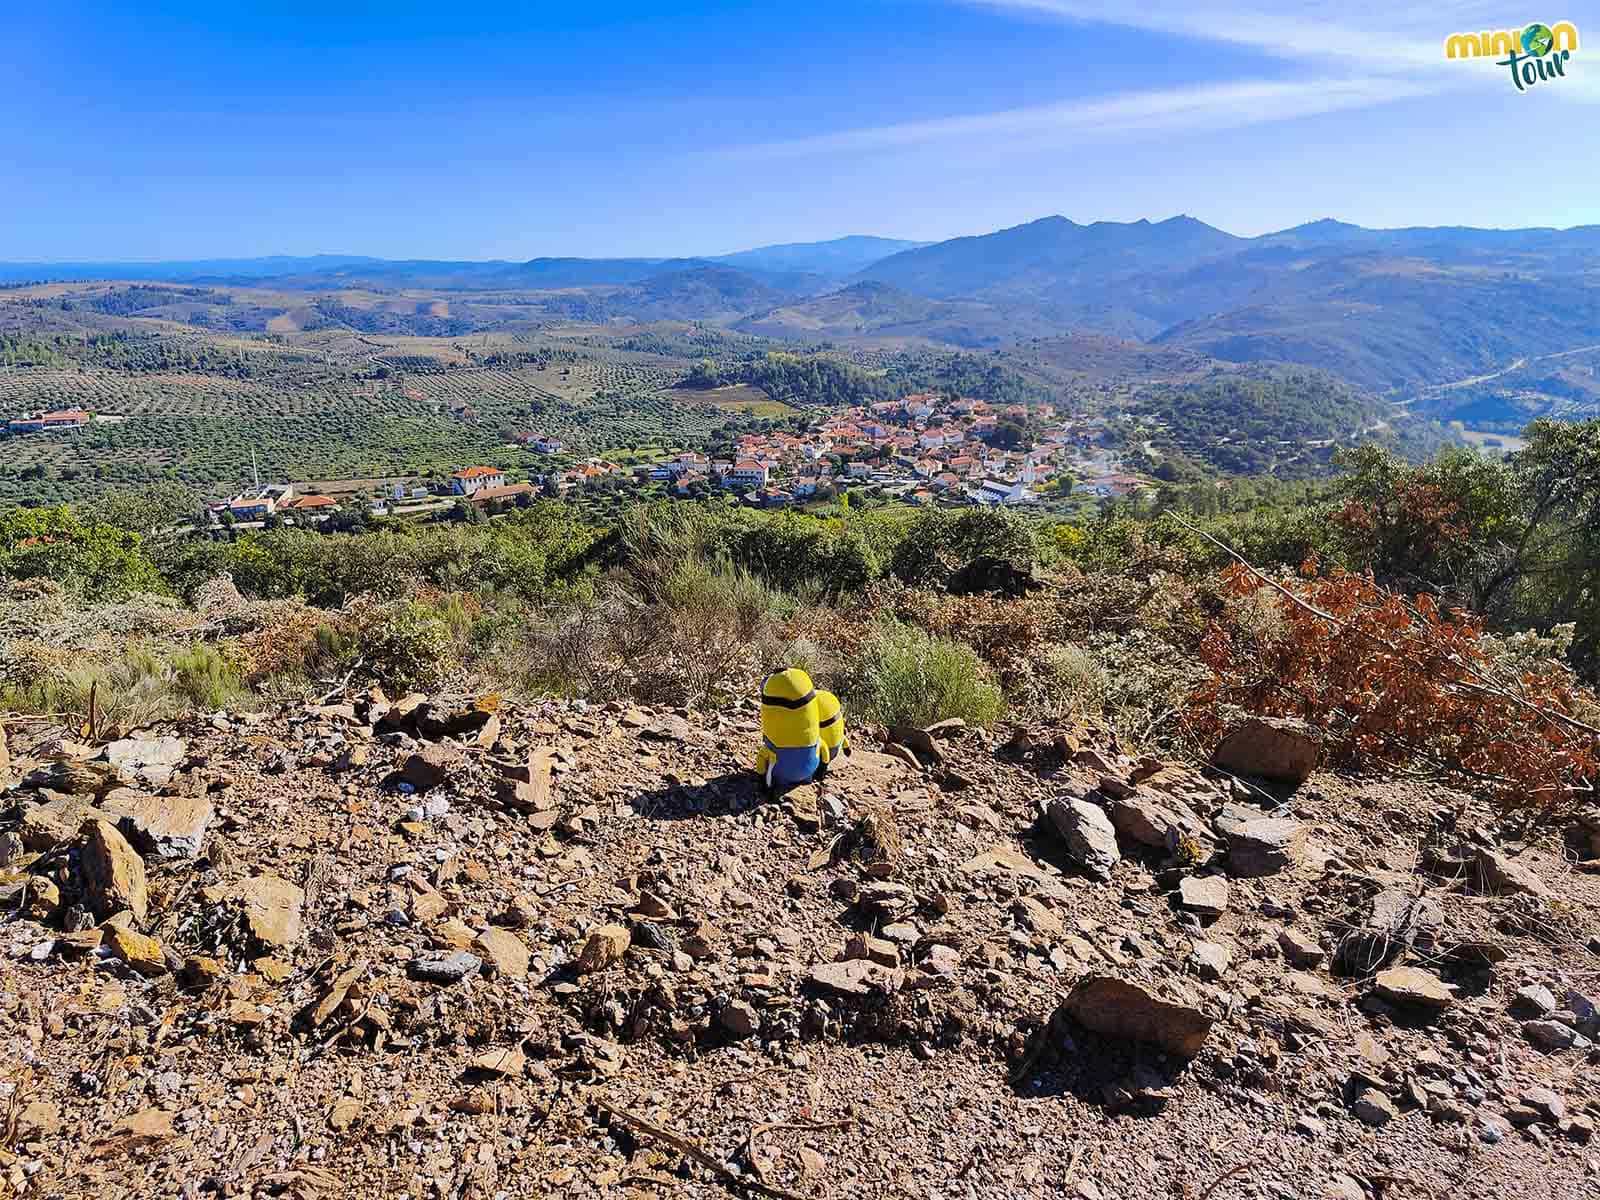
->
[1189,559,1599,817]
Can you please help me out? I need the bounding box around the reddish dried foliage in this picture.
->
[1190,560,1599,815]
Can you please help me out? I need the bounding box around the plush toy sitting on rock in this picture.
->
[755,667,838,792]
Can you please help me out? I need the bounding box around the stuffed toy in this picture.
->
[816,688,850,767]
[756,667,828,791]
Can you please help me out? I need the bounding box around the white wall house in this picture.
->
[451,467,506,495]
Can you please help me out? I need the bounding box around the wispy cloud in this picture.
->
[717,75,1440,161]
[960,1,1510,70]
[710,2,1581,165]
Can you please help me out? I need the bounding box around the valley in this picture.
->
[2,214,1598,511]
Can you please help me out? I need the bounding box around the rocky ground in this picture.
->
[1,694,1598,1200]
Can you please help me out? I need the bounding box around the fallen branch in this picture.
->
[1169,514,1600,740]
[596,1097,809,1200]
[1196,1162,1250,1200]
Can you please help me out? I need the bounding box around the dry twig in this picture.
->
[596,1097,810,1200]
[1195,1162,1250,1200]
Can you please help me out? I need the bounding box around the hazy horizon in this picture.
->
[8,211,1600,269]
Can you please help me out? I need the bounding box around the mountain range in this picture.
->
[7,218,1600,401]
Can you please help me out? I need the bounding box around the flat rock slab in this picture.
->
[1189,939,1232,980]
[576,925,631,973]
[638,714,695,743]
[1278,928,1324,968]
[100,788,214,859]
[19,796,111,851]
[1104,793,1210,851]
[410,951,483,983]
[206,875,305,948]
[1224,817,1306,878]
[474,927,530,979]
[1044,797,1120,880]
[1178,875,1231,916]
[104,737,188,789]
[1212,716,1320,784]
[400,744,464,792]
[1061,975,1215,1058]
[81,819,148,925]
[821,749,912,797]
[959,844,1053,879]
[24,760,122,798]
[1373,965,1454,1010]
[1476,848,1550,898]
[807,959,902,999]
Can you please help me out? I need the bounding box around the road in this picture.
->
[1422,342,1600,396]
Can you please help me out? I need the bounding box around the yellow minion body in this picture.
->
[817,689,849,760]
[755,668,827,788]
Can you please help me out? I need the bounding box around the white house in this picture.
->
[667,453,710,477]
[726,460,770,488]
[451,466,506,496]
[225,483,294,522]
[970,477,1032,506]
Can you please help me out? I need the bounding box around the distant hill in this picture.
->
[0,254,392,285]
[0,234,926,290]
[993,330,1221,387]
[851,215,1600,389]
[712,235,929,278]
[1155,264,1600,392]
[615,265,797,322]
[9,216,1600,395]
[734,281,1064,347]
[855,215,1242,303]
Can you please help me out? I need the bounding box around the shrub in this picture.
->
[346,600,456,692]
[619,555,782,707]
[0,639,247,731]
[887,507,1038,594]
[842,619,1005,730]
[1033,630,1209,745]
[1190,560,1600,817]
[511,604,615,698]
[167,642,247,709]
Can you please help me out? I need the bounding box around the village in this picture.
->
[6,391,1157,527]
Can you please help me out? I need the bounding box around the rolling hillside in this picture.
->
[8,215,1600,398]
[734,281,1064,347]
[854,214,1243,306]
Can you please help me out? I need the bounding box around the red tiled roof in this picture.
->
[452,466,502,479]
[468,483,534,503]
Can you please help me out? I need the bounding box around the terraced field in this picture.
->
[0,355,726,508]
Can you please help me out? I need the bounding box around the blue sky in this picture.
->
[3,1,1596,260]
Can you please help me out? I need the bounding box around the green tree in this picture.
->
[83,481,201,537]
[0,506,165,600]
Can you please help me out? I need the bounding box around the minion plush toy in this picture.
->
[816,688,850,772]
[756,667,828,793]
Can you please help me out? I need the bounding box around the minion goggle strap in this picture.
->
[761,689,817,709]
